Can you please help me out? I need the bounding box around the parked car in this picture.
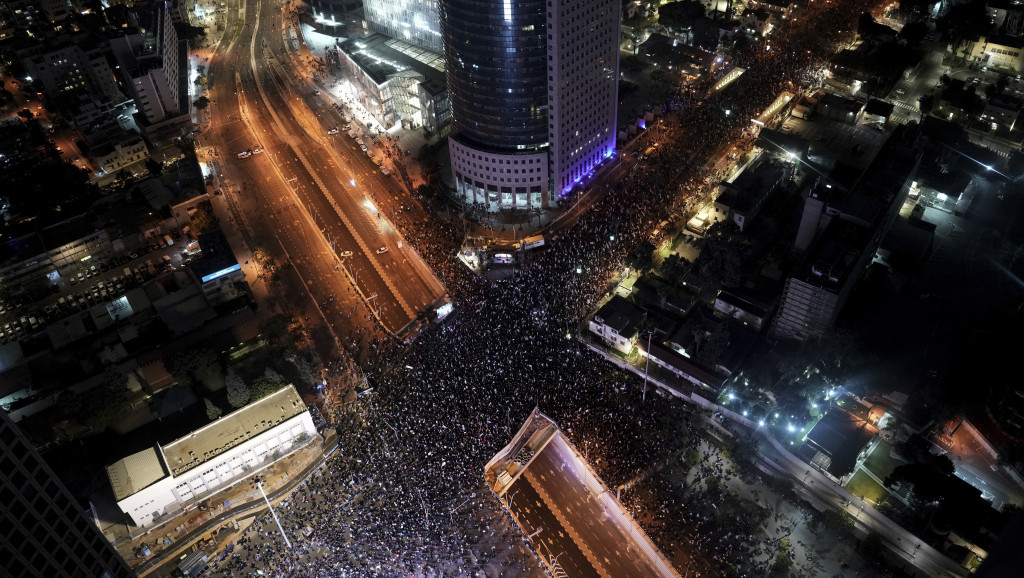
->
[376,247,388,254]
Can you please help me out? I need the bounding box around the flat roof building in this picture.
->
[106,385,317,528]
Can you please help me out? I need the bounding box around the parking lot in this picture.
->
[0,234,191,346]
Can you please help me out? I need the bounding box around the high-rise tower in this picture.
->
[363,0,444,53]
[0,410,135,577]
[442,0,619,210]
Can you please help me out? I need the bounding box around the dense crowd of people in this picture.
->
[210,0,887,575]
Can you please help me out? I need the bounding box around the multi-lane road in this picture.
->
[200,0,444,338]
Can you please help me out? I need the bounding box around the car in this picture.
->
[360,144,368,151]
[381,168,391,176]
[893,88,906,96]
[327,128,340,135]
[376,247,388,254]
[251,146,263,154]
[129,251,138,259]
[340,250,353,257]
[342,124,351,131]
[237,150,252,159]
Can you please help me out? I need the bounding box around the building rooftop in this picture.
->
[715,287,771,319]
[162,385,306,478]
[798,220,869,289]
[593,296,646,338]
[106,447,168,501]
[799,409,876,478]
[187,230,240,284]
[644,341,727,390]
[339,33,445,86]
[864,98,894,117]
[721,159,786,213]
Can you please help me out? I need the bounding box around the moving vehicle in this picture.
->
[327,128,339,135]
[237,150,252,159]
[376,247,388,255]
[340,250,353,257]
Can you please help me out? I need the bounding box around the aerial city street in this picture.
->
[2,0,1024,576]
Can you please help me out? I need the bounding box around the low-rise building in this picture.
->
[337,34,450,132]
[751,0,793,19]
[106,386,317,528]
[861,98,894,126]
[588,296,646,354]
[638,340,726,392]
[91,134,150,177]
[982,93,1023,133]
[187,230,246,305]
[739,8,772,37]
[713,157,787,232]
[713,288,774,331]
[818,93,864,125]
[964,35,1024,72]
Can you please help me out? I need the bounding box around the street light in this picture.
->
[256,481,292,549]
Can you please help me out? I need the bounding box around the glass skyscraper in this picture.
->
[443,0,619,210]
[363,0,444,53]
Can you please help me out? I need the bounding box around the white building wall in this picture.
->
[450,138,549,211]
[116,411,317,527]
[547,0,620,197]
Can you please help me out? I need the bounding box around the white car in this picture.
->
[327,128,340,135]
[381,168,391,176]
[251,146,263,154]
[360,144,368,151]
[340,250,353,257]
[237,151,252,159]
[376,247,388,255]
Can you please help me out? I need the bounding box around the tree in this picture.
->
[204,398,223,420]
[660,253,687,284]
[263,367,286,386]
[626,240,656,273]
[17,108,33,120]
[937,0,992,63]
[857,13,875,37]
[859,532,886,563]
[658,1,705,30]
[165,348,219,387]
[899,21,928,46]
[145,157,163,178]
[771,551,793,575]
[193,96,210,110]
[250,376,286,402]
[291,353,321,386]
[190,201,219,234]
[226,369,250,408]
[688,222,745,298]
[818,508,855,534]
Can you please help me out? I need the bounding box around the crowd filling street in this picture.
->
[208,0,899,575]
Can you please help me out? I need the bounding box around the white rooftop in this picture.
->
[162,385,306,477]
[106,447,167,501]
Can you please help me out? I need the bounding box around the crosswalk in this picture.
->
[891,100,918,112]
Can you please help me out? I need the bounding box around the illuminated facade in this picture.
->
[443,0,619,210]
[363,0,443,53]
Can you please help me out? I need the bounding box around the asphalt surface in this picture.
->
[201,0,443,336]
[507,477,600,578]
[524,438,675,578]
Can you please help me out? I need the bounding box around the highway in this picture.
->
[519,436,679,578]
[200,0,444,337]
